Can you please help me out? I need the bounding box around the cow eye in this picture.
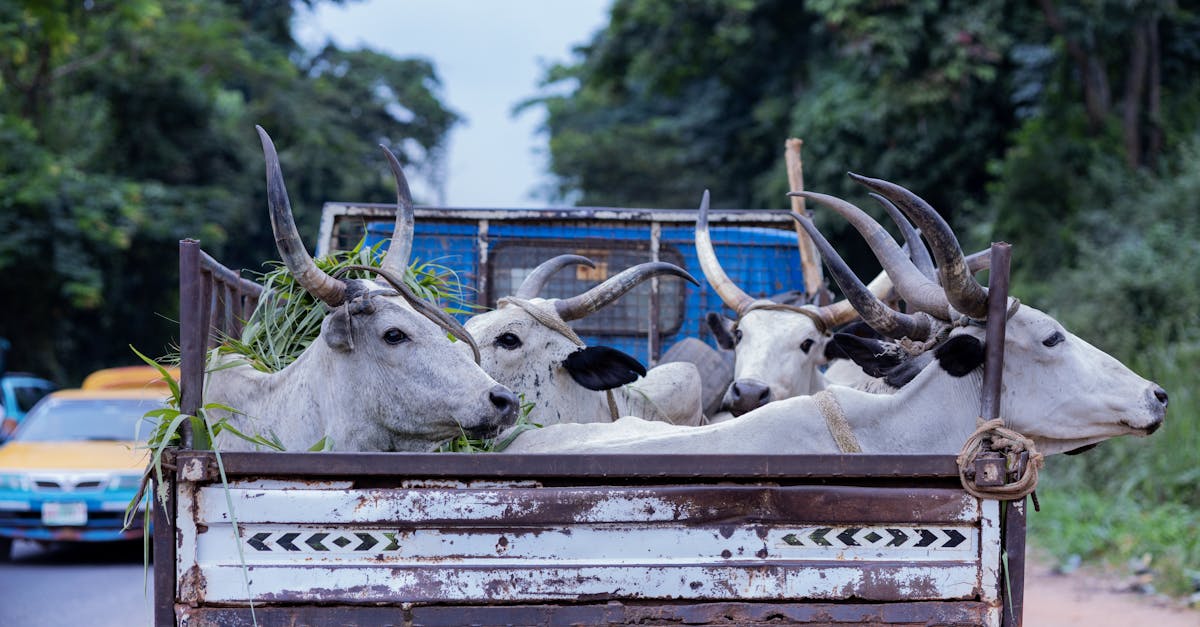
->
[383,328,409,345]
[381,324,410,343]
[1042,331,1065,347]
[800,338,815,353]
[495,332,523,350]
[734,329,743,343]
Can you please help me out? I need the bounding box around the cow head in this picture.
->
[255,126,518,449]
[695,191,892,415]
[797,174,1167,455]
[465,256,698,424]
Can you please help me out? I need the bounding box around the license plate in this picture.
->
[42,502,87,526]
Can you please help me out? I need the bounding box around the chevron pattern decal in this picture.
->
[780,527,968,550]
[246,530,400,553]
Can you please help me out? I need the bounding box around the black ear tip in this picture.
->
[563,346,646,391]
[933,335,986,377]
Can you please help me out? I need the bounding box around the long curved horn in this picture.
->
[869,192,936,281]
[789,191,950,319]
[377,145,414,276]
[555,262,700,322]
[788,212,931,340]
[256,125,346,307]
[815,270,895,328]
[514,255,595,299]
[849,174,989,318]
[695,190,755,314]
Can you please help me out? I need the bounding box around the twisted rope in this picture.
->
[738,300,829,334]
[497,297,620,421]
[956,418,1044,501]
[814,390,862,453]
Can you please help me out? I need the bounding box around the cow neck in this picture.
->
[496,297,620,421]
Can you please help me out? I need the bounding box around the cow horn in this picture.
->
[695,190,756,315]
[377,145,414,277]
[789,191,951,319]
[869,192,936,281]
[788,212,931,340]
[256,126,346,307]
[514,255,596,299]
[814,270,896,329]
[554,262,700,322]
[849,174,989,319]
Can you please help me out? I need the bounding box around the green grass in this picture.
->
[1028,339,1200,597]
[224,239,477,373]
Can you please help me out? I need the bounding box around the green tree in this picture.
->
[0,0,460,383]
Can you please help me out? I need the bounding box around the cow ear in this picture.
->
[831,333,902,378]
[883,352,933,388]
[706,312,737,350]
[823,339,849,362]
[323,306,355,352]
[563,346,648,391]
[934,334,985,377]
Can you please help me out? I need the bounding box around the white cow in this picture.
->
[208,127,518,452]
[698,190,990,418]
[505,177,1167,456]
[466,256,704,426]
[695,191,903,417]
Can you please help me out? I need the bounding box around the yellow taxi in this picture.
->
[0,375,164,559]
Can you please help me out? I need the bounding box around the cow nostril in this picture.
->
[489,386,518,419]
[1153,386,1169,407]
[756,388,771,403]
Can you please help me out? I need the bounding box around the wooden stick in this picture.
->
[785,138,824,298]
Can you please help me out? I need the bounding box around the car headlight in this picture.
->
[0,473,27,491]
[110,474,144,491]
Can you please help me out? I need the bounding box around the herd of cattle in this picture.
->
[207,128,1168,458]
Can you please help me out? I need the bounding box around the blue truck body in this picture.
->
[318,204,808,364]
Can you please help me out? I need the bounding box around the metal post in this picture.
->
[178,239,204,449]
[648,221,662,365]
[979,242,1012,421]
[1002,497,1028,627]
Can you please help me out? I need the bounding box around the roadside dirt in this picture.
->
[1024,558,1199,626]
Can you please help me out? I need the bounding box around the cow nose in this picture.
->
[1152,385,1169,407]
[489,385,519,425]
[727,379,772,417]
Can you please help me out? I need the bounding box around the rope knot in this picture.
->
[957,416,1044,501]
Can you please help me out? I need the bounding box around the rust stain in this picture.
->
[178,564,207,607]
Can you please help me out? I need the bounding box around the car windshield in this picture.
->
[14,397,161,442]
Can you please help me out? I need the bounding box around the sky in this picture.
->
[296,0,612,207]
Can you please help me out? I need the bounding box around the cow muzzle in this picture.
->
[724,378,773,417]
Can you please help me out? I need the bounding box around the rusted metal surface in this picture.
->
[179,601,991,626]
[176,469,1000,611]
[315,203,803,257]
[980,242,1012,422]
[649,221,662,363]
[153,448,178,627]
[174,450,962,479]
[1002,497,1028,627]
[172,462,1004,624]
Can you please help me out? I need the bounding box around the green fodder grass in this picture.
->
[1030,340,1200,596]
[224,239,477,373]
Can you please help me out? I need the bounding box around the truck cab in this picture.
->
[316,203,808,364]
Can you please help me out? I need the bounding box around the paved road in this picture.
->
[0,540,155,627]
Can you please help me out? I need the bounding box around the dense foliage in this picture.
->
[528,0,1200,593]
[0,0,459,383]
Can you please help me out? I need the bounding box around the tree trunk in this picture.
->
[1123,21,1150,169]
[1037,0,1111,130]
[1146,16,1163,167]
